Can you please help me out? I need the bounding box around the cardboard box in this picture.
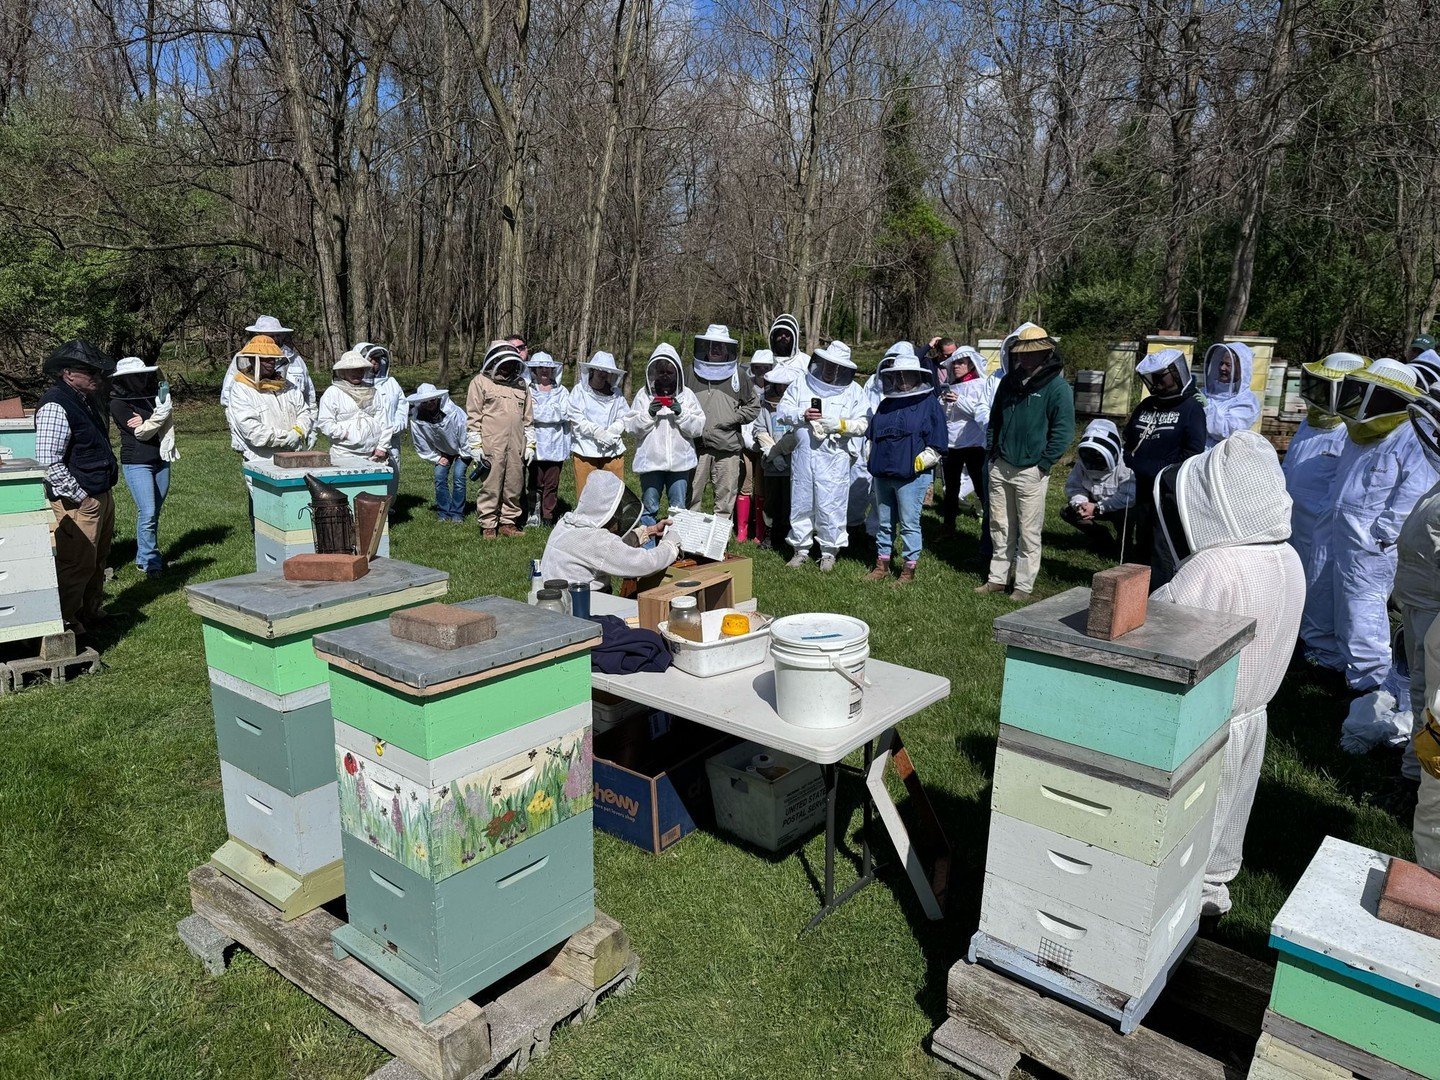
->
[592,719,735,853]
[636,554,754,604]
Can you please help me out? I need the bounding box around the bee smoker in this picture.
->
[303,474,357,555]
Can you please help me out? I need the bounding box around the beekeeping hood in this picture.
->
[645,343,686,396]
[1077,418,1123,478]
[1137,348,1193,401]
[567,469,644,536]
[1155,429,1291,566]
[769,313,801,360]
[1300,352,1368,426]
[1337,357,1421,442]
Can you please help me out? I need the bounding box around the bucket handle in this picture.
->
[828,657,870,691]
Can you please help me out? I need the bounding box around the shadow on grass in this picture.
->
[389,492,426,526]
[92,552,218,650]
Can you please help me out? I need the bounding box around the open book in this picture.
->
[667,508,733,561]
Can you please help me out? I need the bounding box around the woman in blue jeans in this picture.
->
[626,343,705,526]
[865,353,946,584]
[108,357,178,577]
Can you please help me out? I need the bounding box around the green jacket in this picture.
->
[986,359,1075,474]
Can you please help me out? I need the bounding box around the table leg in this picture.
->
[822,762,837,904]
[861,739,873,879]
[802,745,880,933]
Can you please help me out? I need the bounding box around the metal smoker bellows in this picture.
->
[303,474,356,555]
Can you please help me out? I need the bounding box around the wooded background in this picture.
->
[0,0,1436,384]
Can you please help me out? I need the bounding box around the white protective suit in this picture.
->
[777,344,870,556]
[318,383,392,468]
[943,348,990,450]
[1063,418,1136,513]
[566,354,629,459]
[1202,342,1260,446]
[627,343,705,473]
[1331,423,1436,692]
[768,313,810,372]
[528,354,571,462]
[1151,431,1304,915]
[1414,616,1440,870]
[408,396,470,465]
[1283,417,1349,669]
[1395,386,1440,780]
[226,374,316,465]
[222,345,317,451]
[540,471,680,590]
[359,343,407,494]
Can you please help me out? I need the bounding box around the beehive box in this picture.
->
[0,460,62,643]
[0,415,37,459]
[1267,837,1440,1078]
[243,458,393,532]
[318,596,602,1020]
[255,519,390,573]
[992,588,1253,772]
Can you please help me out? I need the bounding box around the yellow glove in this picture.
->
[1415,710,1440,781]
[914,448,941,472]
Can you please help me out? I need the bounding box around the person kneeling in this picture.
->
[541,471,681,592]
[1061,418,1134,550]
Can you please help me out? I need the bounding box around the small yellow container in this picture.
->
[720,614,751,637]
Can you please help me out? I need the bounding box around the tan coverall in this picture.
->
[466,374,532,530]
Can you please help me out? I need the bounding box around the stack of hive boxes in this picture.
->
[0,458,62,644]
[184,560,448,918]
[971,588,1254,1032]
[0,413,37,459]
[245,458,392,572]
[316,596,601,1023]
[1249,837,1440,1080]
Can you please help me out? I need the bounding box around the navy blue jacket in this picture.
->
[868,393,948,480]
[1122,383,1206,493]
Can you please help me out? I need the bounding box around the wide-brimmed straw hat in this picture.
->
[1008,324,1055,354]
[238,334,284,359]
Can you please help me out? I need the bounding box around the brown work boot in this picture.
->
[974,581,1006,594]
[482,528,498,540]
[1010,589,1033,603]
[864,559,892,581]
[897,561,917,584]
[499,525,524,538]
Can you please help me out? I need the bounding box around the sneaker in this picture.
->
[525,513,541,528]
[897,562,917,584]
[1010,589,1033,603]
[499,525,524,538]
[864,560,892,581]
[818,554,836,572]
[786,553,810,568]
[973,582,1006,594]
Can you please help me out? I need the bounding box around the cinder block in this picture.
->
[388,604,497,651]
[272,450,332,469]
[1379,856,1440,939]
[1087,563,1151,640]
[283,554,369,582]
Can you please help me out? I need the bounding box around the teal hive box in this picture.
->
[992,588,1254,772]
[208,671,335,795]
[254,519,390,575]
[1267,836,1440,1079]
[333,813,596,1023]
[0,458,47,516]
[186,560,448,694]
[244,458,392,533]
[0,417,36,459]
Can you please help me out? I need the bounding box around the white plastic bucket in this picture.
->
[770,614,870,729]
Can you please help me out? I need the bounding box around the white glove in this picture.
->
[604,423,626,442]
[809,420,827,439]
[468,435,484,459]
[656,406,675,419]
[524,445,536,465]
[914,448,941,471]
[756,432,776,451]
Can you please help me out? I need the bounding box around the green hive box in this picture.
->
[185,559,449,918]
[317,595,602,1020]
[244,459,393,533]
[991,588,1253,772]
[0,458,47,516]
[0,417,37,460]
[1267,836,1440,1079]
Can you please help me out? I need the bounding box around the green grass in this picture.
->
[0,401,1412,1079]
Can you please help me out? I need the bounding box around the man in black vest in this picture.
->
[36,340,119,635]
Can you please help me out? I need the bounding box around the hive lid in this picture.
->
[0,456,44,480]
[242,458,393,487]
[0,417,35,432]
[992,586,1254,686]
[313,595,601,691]
[1271,836,1440,1012]
[185,558,448,636]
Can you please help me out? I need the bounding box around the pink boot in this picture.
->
[735,495,751,542]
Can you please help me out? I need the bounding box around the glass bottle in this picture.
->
[668,596,703,642]
[536,588,566,615]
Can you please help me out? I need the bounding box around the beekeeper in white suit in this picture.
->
[1330,358,1436,692]
[1395,381,1440,790]
[566,350,629,500]
[1285,353,1368,671]
[1201,341,1260,446]
[767,313,809,372]
[220,315,317,412]
[776,340,869,571]
[540,470,680,591]
[1150,431,1304,916]
[357,341,407,495]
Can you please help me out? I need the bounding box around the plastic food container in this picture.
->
[659,608,773,678]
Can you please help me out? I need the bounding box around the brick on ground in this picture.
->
[1086,563,1151,641]
[390,604,497,650]
[1379,857,1440,939]
[282,553,369,582]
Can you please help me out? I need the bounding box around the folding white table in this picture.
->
[588,597,950,927]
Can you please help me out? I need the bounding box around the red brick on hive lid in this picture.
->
[389,603,497,651]
[1378,856,1440,940]
[282,553,369,582]
[272,450,333,469]
[1085,564,1151,641]
[0,397,24,419]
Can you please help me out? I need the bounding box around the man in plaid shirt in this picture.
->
[35,340,118,635]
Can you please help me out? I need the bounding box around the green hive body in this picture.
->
[185,560,449,919]
[0,417,37,460]
[0,460,62,644]
[971,587,1254,1032]
[317,595,602,1019]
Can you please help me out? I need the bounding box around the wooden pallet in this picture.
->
[179,864,638,1080]
[930,938,1272,1080]
[0,630,100,693]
